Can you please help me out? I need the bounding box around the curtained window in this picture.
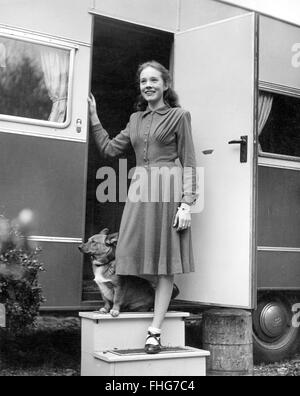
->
[259,91,300,158]
[0,35,71,125]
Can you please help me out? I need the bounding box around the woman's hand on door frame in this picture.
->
[88,93,101,126]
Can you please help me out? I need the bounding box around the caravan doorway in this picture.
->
[83,16,173,300]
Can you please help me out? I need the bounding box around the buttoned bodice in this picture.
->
[92,104,198,205]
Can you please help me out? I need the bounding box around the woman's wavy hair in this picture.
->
[135,61,180,111]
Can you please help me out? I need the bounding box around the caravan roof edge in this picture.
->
[216,0,300,29]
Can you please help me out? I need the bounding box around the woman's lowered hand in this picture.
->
[173,203,192,232]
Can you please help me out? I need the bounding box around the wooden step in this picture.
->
[88,346,209,376]
[80,311,190,354]
[79,311,210,377]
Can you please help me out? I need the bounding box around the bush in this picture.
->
[0,213,45,334]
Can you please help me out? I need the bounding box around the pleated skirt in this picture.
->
[115,163,195,276]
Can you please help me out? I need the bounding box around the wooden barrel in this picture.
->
[202,309,253,376]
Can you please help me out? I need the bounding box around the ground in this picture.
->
[0,315,299,376]
[0,316,81,377]
[254,357,300,377]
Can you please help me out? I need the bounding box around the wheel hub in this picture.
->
[260,303,288,338]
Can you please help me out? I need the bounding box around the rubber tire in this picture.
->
[253,292,300,364]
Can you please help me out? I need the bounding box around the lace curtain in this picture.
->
[0,43,6,68]
[258,93,273,151]
[40,47,69,123]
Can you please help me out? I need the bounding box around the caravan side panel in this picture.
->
[179,0,247,31]
[0,0,93,43]
[0,134,86,238]
[0,1,93,309]
[260,16,300,91]
[94,0,178,31]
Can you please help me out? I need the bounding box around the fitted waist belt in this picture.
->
[136,161,178,168]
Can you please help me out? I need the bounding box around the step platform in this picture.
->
[80,311,189,353]
[79,311,209,376]
[92,346,210,376]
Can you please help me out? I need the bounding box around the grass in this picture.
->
[0,316,81,376]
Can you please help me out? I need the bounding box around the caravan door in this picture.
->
[174,13,258,308]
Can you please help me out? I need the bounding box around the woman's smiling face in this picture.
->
[140,66,168,108]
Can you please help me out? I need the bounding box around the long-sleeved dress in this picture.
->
[92,104,198,276]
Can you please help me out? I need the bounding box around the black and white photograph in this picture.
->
[0,0,300,378]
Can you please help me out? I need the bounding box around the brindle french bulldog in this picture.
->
[78,228,179,317]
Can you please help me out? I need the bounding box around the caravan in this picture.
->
[0,0,299,362]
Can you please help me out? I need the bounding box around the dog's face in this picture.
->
[78,228,118,266]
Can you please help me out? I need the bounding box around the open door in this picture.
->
[174,13,258,308]
[83,15,174,301]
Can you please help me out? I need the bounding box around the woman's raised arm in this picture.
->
[88,94,131,159]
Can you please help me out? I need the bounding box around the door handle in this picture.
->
[228,135,248,163]
[76,118,82,133]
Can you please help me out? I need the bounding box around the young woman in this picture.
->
[88,60,198,354]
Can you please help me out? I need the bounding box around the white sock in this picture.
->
[146,327,161,346]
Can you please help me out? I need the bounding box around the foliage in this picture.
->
[0,213,45,334]
[0,54,52,120]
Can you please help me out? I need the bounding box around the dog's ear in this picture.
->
[106,232,119,246]
[99,228,110,235]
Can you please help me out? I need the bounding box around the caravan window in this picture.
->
[0,35,73,127]
[258,91,300,159]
